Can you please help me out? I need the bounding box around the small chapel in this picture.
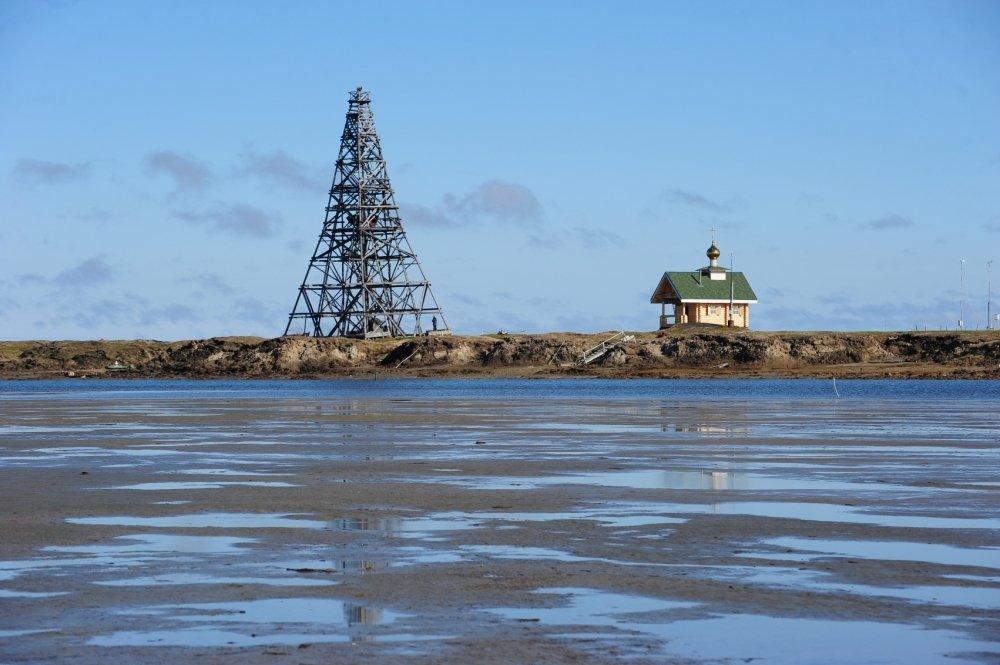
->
[649,238,758,329]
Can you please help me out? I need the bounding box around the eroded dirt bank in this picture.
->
[2,329,999,379]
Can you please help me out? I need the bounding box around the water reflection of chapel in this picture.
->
[650,240,758,329]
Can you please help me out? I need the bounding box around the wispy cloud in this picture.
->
[137,304,199,326]
[446,180,542,223]
[523,225,625,251]
[237,149,325,191]
[54,257,113,286]
[78,207,120,225]
[177,271,236,295]
[762,294,965,332]
[69,296,201,331]
[147,151,212,194]
[399,202,455,228]
[175,204,282,238]
[449,292,484,307]
[14,273,47,286]
[231,297,282,325]
[569,226,626,246]
[402,179,543,228]
[13,158,90,185]
[660,188,738,212]
[863,214,915,230]
[984,214,1000,233]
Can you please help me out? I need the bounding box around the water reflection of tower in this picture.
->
[660,470,749,490]
[658,404,751,436]
[708,471,746,490]
[333,516,402,532]
[329,516,395,574]
[344,602,383,626]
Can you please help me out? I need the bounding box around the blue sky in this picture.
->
[2,0,998,340]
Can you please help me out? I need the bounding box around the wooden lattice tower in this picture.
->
[285,86,450,338]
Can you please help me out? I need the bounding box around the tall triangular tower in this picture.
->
[284,86,450,339]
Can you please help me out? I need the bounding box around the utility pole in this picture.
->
[960,259,965,330]
[988,260,994,330]
[728,252,735,327]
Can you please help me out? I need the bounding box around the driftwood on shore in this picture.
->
[1,329,999,380]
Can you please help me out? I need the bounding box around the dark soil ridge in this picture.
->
[2,329,999,379]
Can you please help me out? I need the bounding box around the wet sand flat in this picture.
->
[0,381,998,664]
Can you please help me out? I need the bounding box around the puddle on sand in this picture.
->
[871,584,1000,610]
[0,629,61,639]
[333,510,683,538]
[517,422,660,434]
[0,589,69,598]
[89,629,440,648]
[154,597,400,625]
[96,572,337,587]
[0,556,135,582]
[453,469,915,492]
[491,587,696,625]
[751,537,1000,570]
[330,515,478,538]
[107,481,297,490]
[490,588,995,663]
[606,501,1000,530]
[68,513,325,529]
[462,546,595,562]
[91,629,348,648]
[701,565,1000,610]
[652,614,996,665]
[452,509,686,529]
[90,598,406,647]
[278,557,392,573]
[171,468,287,476]
[44,533,255,555]
[0,446,182,466]
[3,535,254,584]
[944,573,1000,584]
[395,548,464,565]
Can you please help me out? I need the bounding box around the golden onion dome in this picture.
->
[706,243,721,260]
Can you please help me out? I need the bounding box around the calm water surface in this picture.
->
[2,377,1000,400]
[1,378,998,663]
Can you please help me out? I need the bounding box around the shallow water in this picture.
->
[43,533,256,555]
[67,513,326,529]
[752,537,1000,569]
[3,377,999,401]
[489,587,997,663]
[648,500,1000,529]
[89,598,406,647]
[1,378,998,662]
[451,468,918,491]
[657,613,994,664]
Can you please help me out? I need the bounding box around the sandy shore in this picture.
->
[0,386,998,663]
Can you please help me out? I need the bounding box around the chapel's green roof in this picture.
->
[650,270,757,303]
